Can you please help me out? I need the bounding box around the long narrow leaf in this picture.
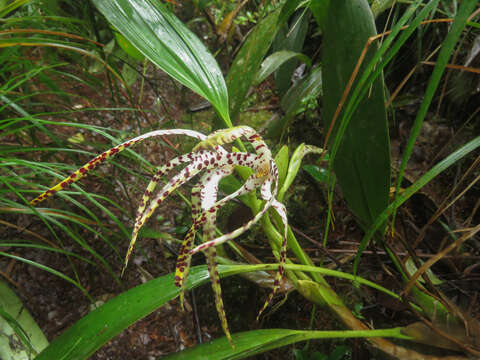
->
[354,135,480,273]
[393,0,478,217]
[165,327,408,360]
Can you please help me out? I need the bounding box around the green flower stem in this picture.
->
[235,263,402,302]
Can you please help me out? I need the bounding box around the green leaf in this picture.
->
[92,0,230,124]
[36,266,212,360]
[0,0,32,17]
[309,0,329,27]
[278,143,323,202]
[354,135,480,273]
[255,50,311,85]
[303,164,330,184]
[226,7,282,123]
[272,10,310,96]
[393,0,479,220]
[371,0,395,18]
[0,280,48,360]
[34,262,407,360]
[404,258,443,285]
[165,327,408,359]
[274,145,289,192]
[114,31,145,61]
[321,0,390,232]
[267,66,323,138]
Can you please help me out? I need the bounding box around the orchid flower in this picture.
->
[30,126,288,345]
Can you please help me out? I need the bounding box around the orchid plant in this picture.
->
[30,126,288,345]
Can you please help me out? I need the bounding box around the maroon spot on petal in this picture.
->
[226,153,231,159]
[67,179,73,185]
[60,182,67,188]
[273,279,280,286]
[175,276,181,282]
[216,154,221,160]
[79,168,87,174]
[243,154,248,161]
[110,148,119,155]
[208,208,216,213]
[70,173,76,179]
[210,158,215,165]
[197,164,202,170]
[255,144,265,151]
[227,159,233,165]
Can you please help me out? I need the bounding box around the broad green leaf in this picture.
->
[36,265,213,360]
[113,31,144,61]
[309,0,329,27]
[272,10,310,96]
[278,0,304,26]
[255,50,311,85]
[165,327,408,359]
[92,0,230,124]
[268,66,323,138]
[34,262,405,360]
[0,280,48,360]
[321,0,439,271]
[303,164,330,184]
[321,0,390,232]
[226,8,282,123]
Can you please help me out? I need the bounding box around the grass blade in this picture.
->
[393,0,479,220]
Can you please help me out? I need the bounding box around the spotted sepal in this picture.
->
[122,150,219,275]
[30,129,206,206]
